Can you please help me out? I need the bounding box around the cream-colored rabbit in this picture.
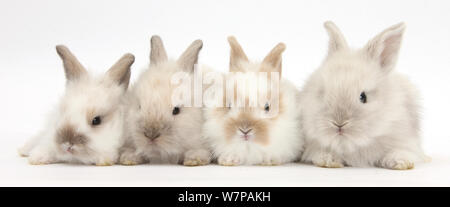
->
[18,45,134,165]
[119,36,211,166]
[300,22,428,170]
[203,37,303,166]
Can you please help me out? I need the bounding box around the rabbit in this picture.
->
[119,36,211,166]
[300,21,429,170]
[202,36,303,166]
[18,45,134,166]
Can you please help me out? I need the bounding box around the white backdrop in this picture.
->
[1,0,449,186]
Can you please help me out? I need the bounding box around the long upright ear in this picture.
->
[106,53,135,89]
[177,39,203,73]
[324,21,348,55]
[228,36,248,72]
[56,45,87,81]
[150,35,168,66]
[364,22,405,73]
[262,43,286,75]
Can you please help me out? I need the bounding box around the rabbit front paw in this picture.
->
[119,151,142,166]
[18,147,30,157]
[380,151,415,170]
[380,158,414,170]
[28,152,54,165]
[95,156,115,166]
[312,152,344,168]
[218,154,243,166]
[260,155,281,166]
[183,149,211,166]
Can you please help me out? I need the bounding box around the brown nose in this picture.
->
[239,128,253,135]
[332,122,348,129]
[144,128,161,140]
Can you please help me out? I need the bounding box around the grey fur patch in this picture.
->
[56,124,88,145]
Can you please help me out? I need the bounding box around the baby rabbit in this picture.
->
[119,36,211,166]
[18,45,134,165]
[300,22,428,170]
[203,37,303,166]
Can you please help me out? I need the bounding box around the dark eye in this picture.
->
[92,116,102,126]
[172,107,180,115]
[360,92,367,104]
[264,103,270,112]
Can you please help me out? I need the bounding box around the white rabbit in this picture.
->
[119,36,211,166]
[300,21,428,170]
[203,36,303,166]
[18,45,134,165]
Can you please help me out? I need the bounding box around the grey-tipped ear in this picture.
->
[106,53,135,89]
[364,22,406,73]
[324,21,349,55]
[228,36,248,72]
[177,39,203,73]
[262,43,286,75]
[56,45,87,81]
[150,35,168,66]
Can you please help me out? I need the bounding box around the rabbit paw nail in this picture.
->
[183,158,209,166]
[313,153,344,168]
[218,155,242,166]
[120,160,138,165]
[384,159,414,170]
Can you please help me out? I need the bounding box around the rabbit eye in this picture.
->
[92,116,102,126]
[264,103,270,112]
[172,107,180,115]
[360,92,367,104]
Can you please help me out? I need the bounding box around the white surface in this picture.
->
[1,0,450,186]
[4,150,450,187]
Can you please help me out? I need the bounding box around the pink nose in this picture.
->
[66,146,74,153]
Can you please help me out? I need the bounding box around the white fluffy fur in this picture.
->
[300,22,428,170]
[18,46,133,165]
[119,36,211,166]
[203,37,303,166]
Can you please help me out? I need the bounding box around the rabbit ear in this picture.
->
[364,22,405,73]
[56,45,87,81]
[150,35,168,66]
[228,36,248,72]
[324,21,349,55]
[105,53,135,89]
[177,39,203,73]
[262,43,286,75]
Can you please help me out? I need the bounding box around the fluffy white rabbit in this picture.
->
[203,36,303,166]
[18,45,134,165]
[119,36,211,166]
[300,21,428,170]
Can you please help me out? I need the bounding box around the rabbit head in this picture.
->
[215,36,286,144]
[53,45,134,159]
[126,36,204,160]
[204,37,302,165]
[301,22,408,153]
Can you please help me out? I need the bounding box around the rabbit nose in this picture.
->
[57,124,88,145]
[66,144,74,153]
[239,128,253,135]
[144,128,161,140]
[332,121,348,128]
